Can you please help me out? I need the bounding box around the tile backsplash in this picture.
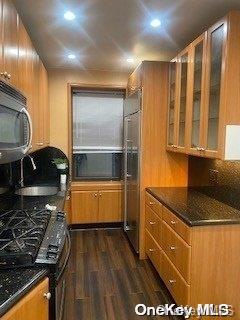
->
[188,156,240,188]
[0,147,69,190]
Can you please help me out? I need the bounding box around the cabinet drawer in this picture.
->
[161,221,191,283]
[145,205,161,245]
[162,205,191,244]
[145,229,162,273]
[161,251,190,306]
[145,192,162,217]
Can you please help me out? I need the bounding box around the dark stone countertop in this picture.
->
[146,186,240,227]
[0,180,69,317]
[0,268,48,317]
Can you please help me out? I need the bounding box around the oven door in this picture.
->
[55,230,71,320]
[0,105,32,164]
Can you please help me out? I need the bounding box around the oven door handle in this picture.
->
[56,229,71,283]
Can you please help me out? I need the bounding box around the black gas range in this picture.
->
[0,205,70,320]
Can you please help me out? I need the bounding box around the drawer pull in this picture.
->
[149,248,155,252]
[44,292,51,300]
[149,201,154,206]
[149,221,156,225]
[169,279,176,284]
[170,220,176,225]
[170,245,177,251]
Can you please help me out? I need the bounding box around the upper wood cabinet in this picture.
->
[176,48,190,152]
[38,60,50,148]
[187,33,207,157]
[1,0,19,87]
[167,61,177,148]
[167,11,240,160]
[0,0,50,152]
[167,48,191,153]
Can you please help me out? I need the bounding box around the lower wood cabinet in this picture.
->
[2,277,49,320]
[145,191,240,319]
[71,191,99,224]
[71,182,123,224]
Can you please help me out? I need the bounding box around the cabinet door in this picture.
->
[203,20,226,157]
[18,20,28,96]
[37,60,47,148]
[167,61,177,150]
[99,190,122,222]
[2,0,19,87]
[188,33,207,155]
[2,278,49,320]
[71,191,99,223]
[176,49,189,151]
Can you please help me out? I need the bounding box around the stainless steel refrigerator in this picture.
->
[123,90,141,252]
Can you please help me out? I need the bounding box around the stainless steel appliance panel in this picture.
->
[124,90,141,252]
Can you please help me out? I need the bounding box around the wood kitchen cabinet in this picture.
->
[145,191,240,318]
[71,190,99,224]
[167,47,191,153]
[98,190,122,222]
[1,278,49,320]
[1,0,19,87]
[167,11,240,160]
[38,60,50,148]
[71,181,123,224]
[0,0,50,152]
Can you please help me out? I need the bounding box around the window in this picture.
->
[72,89,124,180]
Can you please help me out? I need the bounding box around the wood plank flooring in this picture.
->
[65,228,182,320]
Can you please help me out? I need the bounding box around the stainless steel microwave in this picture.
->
[0,81,32,164]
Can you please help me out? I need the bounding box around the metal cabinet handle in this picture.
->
[169,279,176,284]
[149,248,154,252]
[44,292,51,300]
[93,193,98,197]
[196,147,206,152]
[170,220,176,225]
[170,245,177,251]
[99,193,102,197]
[149,221,156,225]
[149,202,154,206]
[7,74,11,79]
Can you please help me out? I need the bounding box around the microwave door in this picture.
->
[0,106,32,164]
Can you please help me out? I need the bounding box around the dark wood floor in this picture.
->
[65,228,182,320]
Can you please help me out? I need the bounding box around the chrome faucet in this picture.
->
[19,155,37,188]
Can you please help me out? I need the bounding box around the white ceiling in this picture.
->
[13,0,240,72]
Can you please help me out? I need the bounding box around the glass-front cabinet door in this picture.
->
[176,49,189,151]
[188,33,207,155]
[203,20,226,156]
[167,61,177,149]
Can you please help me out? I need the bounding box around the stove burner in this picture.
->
[0,209,51,266]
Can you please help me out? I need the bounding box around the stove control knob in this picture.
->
[48,244,59,252]
[44,292,51,300]
[46,251,58,259]
[57,211,66,221]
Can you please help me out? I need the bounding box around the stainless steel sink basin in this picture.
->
[15,186,58,196]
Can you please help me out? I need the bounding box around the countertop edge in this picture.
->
[146,188,240,227]
[0,268,49,317]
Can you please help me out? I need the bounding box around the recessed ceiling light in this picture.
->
[150,19,161,28]
[126,57,134,63]
[64,11,76,21]
[68,54,76,59]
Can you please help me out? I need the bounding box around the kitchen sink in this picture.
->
[15,186,59,196]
